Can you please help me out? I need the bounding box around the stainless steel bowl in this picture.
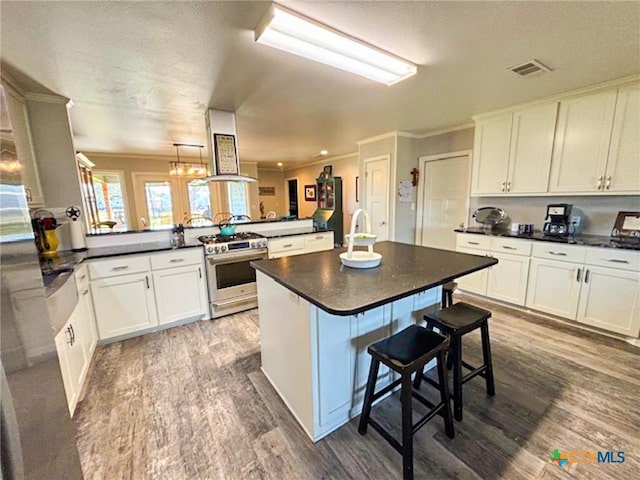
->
[472,207,507,226]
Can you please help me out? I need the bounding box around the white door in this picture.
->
[416,153,470,250]
[605,84,640,192]
[577,266,640,336]
[133,174,181,228]
[549,90,617,192]
[153,265,207,325]
[364,156,390,241]
[525,258,583,319]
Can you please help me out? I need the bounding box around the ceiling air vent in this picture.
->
[508,59,552,78]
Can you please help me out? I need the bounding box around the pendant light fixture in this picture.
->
[168,143,209,177]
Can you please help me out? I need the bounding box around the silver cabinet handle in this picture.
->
[145,275,150,289]
[584,269,590,283]
[576,268,582,282]
[604,258,629,264]
[283,244,293,248]
[315,236,324,240]
[548,251,567,256]
[507,182,511,192]
[596,176,603,190]
[25,186,33,202]
[81,289,89,296]
[170,258,184,263]
[112,265,129,271]
[501,181,506,192]
[198,267,202,279]
[468,241,480,246]
[502,245,516,250]
[70,324,75,345]
[381,221,387,226]
[79,274,87,280]
[65,326,73,346]
[605,176,611,190]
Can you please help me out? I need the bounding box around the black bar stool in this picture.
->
[358,325,454,480]
[415,302,495,421]
[442,281,457,308]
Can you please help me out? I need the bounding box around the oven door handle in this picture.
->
[207,250,268,266]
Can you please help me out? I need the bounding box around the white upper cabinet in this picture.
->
[471,113,512,195]
[507,102,558,194]
[549,90,618,193]
[605,84,640,192]
[472,102,558,195]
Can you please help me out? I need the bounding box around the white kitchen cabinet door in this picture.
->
[153,264,207,325]
[605,84,640,193]
[486,252,530,306]
[577,266,640,337]
[525,258,583,319]
[91,272,158,340]
[54,312,87,416]
[549,90,617,193]
[471,113,512,195]
[507,102,558,194]
[455,246,489,295]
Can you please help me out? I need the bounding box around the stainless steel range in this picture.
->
[199,232,268,318]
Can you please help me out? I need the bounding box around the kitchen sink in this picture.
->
[44,269,78,334]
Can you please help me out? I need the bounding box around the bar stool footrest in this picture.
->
[368,418,403,454]
[371,378,402,402]
[461,365,487,384]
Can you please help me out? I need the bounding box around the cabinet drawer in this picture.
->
[456,234,491,250]
[304,232,334,253]
[88,255,150,279]
[150,248,203,270]
[531,243,586,263]
[269,236,305,254]
[490,237,532,256]
[584,248,639,272]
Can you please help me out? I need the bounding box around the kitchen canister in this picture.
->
[66,206,87,251]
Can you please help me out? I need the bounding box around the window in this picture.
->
[187,181,212,219]
[227,182,249,216]
[92,171,128,229]
[144,180,174,226]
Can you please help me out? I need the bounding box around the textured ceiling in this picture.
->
[1,1,639,168]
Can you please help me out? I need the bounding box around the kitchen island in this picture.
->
[251,241,497,441]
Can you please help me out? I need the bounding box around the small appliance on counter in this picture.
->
[611,211,640,246]
[542,203,573,237]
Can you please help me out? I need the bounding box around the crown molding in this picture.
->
[1,70,26,98]
[356,131,400,145]
[24,92,71,105]
[415,123,475,139]
[282,151,358,171]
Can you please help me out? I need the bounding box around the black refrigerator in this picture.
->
[0,85,84,478]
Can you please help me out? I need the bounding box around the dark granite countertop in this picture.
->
[455,227,640,250]
[251,241,497,316]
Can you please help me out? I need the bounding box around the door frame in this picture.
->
[284,176,299,217]
[362,154,392,239]
[414,150,472,246]
[92,169,132,229]
[132,172,183,228]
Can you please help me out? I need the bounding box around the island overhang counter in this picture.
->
[251,241,497,441]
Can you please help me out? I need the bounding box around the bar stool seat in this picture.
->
[416,302,495,421]
[358,325,454,480]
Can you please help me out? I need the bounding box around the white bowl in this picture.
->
[339,251,382,269]
[344,233,377,246]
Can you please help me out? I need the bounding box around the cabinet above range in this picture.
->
[471,77,639,197]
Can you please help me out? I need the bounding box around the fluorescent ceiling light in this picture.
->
[255,4,417,86]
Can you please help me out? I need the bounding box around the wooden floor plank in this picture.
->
[75,296,640,479]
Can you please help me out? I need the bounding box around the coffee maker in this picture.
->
[543,203,573,237]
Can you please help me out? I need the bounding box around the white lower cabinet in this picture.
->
[268,232,334,259]
[455,246,490,295]
[486,252,530,305]
[91,272,158,339]
[153,264,207,325]
[577,266,640,337]
[526,258,582,318]
[89,249,208,342]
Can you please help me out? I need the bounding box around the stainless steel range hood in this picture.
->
[199,109,257,183]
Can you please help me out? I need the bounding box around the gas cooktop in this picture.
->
[198,232,265,244]
[198,232,268,255]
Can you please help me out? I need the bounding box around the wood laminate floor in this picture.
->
[74,295,640,479]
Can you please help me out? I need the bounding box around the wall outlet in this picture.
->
[571,215,581,227]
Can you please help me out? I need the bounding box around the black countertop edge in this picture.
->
[263,229,333,239]
[86,217,313,236]
[454,228,640,251]
[251,243,498,316]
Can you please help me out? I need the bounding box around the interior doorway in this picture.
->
[415,150,471,250]
[286,178,299,217]
[363,155,390,241]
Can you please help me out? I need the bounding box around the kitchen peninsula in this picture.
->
[251,242,497,441]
